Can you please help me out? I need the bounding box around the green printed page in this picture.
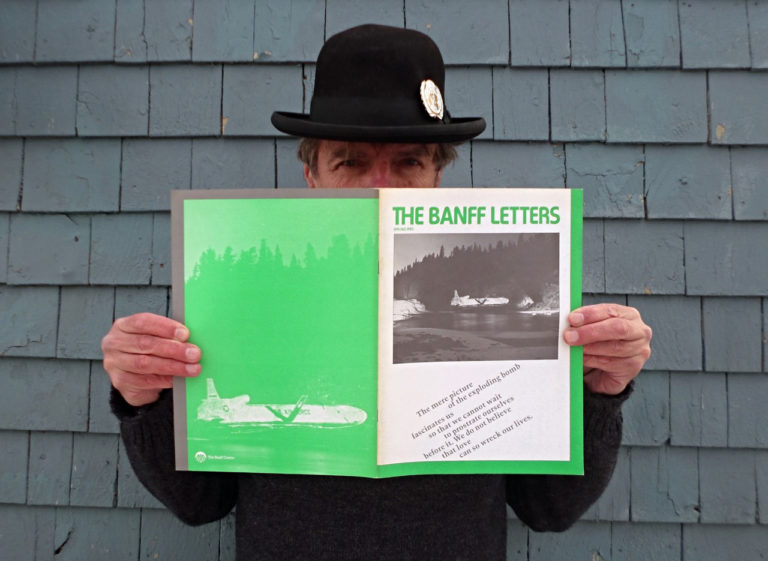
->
[174,192,380,476]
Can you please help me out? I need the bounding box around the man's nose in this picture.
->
[364,161,394,188]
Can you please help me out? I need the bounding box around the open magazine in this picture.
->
[171,188,583,477]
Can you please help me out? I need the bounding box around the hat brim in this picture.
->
[271,112,486,143]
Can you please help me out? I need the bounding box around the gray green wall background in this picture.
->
[1,1,767,559]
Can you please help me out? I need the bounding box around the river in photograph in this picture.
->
[393,309,559,363]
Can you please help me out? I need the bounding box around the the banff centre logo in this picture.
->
[195,451,207,463]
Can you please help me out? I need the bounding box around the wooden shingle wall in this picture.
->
[1,1,767,559]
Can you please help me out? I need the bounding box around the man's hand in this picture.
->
[563,304,652,396]
[101,313,202,407]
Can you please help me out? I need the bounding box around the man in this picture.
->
[103,24,651,560]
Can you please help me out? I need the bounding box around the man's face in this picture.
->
[304,140,443,189]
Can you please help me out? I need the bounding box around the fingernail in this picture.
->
[186,363,201,375]
[564,330,579,344]
[570,313,584,326]
[174,327,189,341]
[185,346,200,361]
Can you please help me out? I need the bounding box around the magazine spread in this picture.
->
[171,188,583,478]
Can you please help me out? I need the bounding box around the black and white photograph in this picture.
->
[393,233,560,364]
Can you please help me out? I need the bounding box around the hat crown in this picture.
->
[270,23,485,142]
[310,25,447,127]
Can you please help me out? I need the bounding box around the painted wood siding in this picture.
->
[0,0,766,559]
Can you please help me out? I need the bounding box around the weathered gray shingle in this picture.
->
[528,521,610,560]
[28,431,72,506]
[611,522,682,561]
[326,0,404,38]
[14,67,78,136]
[406,0,509,65]
[54,507,140,561]
[622,0,680,67]
[509,0,570,66]
[749,0,768,68]
[710,71,768,144]
[151,213,172,286]
[0,430,28,504]
[622,371,670,447]
[630,446,699,522]
[728,373,768,448]
[680,0,751,68]
[0,215,6,283]
[445,67,493,140]
[149,65,222,136]
[90,214,153,285]
[702,298,763,372]
[645,145,732,219]
[629,296,702,371]
[0,359,89,431]
[684,525,768,560]
[550,70,605,142]
[223,65,303,136]
[8,214,90,285]
[0,287,59,358]
[57,287,115,360]
[0,139,22,210]
[121,139,192,211]
[685,222,768,296]
[0,505,54,561]
[77,65,149,136]
[253,0,325,61]
[193,0,255,62]
[570,0,626,67]
[140,509,221,561]
[70,433,119,507]
[191,139,275,190]
[565,144,644,218]
[605,221,684,295]
[0,1,35,62]
[700,449,757,523]
[670,372,728,447]
[606,71,707,143]
[582,219,605,294]
[472,142,565,188]
[35,0,115,62]
[492,69,549,141]
[731,148,768,220]
[22,139,121,212]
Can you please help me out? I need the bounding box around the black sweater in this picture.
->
[113,386,630,561]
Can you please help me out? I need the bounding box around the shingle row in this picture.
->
[0,504,230,561]
[2,66,768,144]
[622,371,768,449]
[2,139,767,219]
[2,0,767,69]
[1,291,764,375]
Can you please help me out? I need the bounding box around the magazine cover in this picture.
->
[171,188,583,477]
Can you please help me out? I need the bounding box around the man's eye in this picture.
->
[340,159,358,167]
[402,158,423,167]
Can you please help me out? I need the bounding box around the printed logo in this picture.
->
[420,79,444,120]
[194,451,207,463]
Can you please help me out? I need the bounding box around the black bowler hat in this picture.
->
[271,24,486,143]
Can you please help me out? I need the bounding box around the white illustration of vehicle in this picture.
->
[197,379,367,428]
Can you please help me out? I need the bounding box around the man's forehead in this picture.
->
[321,140,434,158]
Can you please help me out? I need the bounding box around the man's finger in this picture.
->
[564,317,649,347]
[114,313,190,342]
[568,304,639,327]
[102,331,200,363]
[105,350,202,378]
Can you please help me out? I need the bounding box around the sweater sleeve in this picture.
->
[112,388,238,526]
[505,384,631,532]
